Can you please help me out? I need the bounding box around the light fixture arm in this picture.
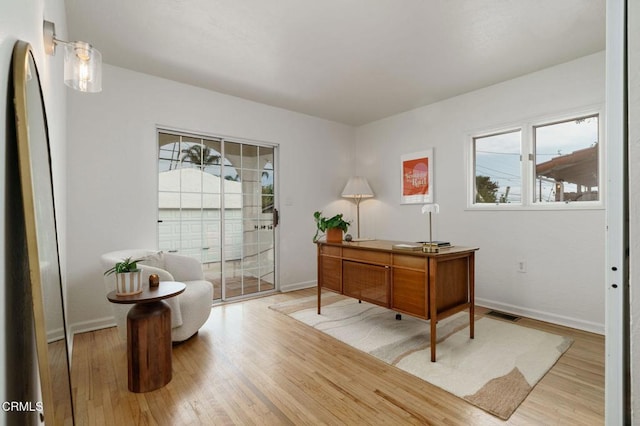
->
[44,21,95,54]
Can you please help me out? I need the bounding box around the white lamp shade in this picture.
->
[63,41,102,93]
[342,176,374,199]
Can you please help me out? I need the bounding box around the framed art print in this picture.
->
[401,149,433,204]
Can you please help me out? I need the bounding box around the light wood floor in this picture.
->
[71,288,604,425]
[210,276,275,300]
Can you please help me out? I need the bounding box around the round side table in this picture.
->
[107,281,186,393]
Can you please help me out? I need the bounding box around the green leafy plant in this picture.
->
[313,211,350,242]
[103,257,145,276]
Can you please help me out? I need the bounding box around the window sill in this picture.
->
[466,202,605,212]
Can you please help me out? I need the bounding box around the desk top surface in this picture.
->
[317,239,478,256]
[107,281,186,304]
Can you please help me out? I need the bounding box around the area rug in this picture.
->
[269,294,573,420]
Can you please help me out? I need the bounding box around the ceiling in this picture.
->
[65,0,605,126]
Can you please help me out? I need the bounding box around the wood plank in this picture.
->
[72,288,604,425]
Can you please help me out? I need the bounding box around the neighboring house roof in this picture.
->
[536,144,598,187]
[158,168,242,209]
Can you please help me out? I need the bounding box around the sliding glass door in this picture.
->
[158,131,277,301]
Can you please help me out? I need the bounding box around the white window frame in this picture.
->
[467,106,605,210]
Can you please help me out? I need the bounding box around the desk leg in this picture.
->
[429,258,437,362]
[127,301,172,393]
[317,246,322,315]
[469,253,475,339]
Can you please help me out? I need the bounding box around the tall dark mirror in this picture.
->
[12,40,74,425]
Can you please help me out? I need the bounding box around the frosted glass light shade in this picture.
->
[421,203,440,214]
[341,176,374,199]
[63,41,102,93]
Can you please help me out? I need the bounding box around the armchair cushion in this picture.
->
[161,253,205,282]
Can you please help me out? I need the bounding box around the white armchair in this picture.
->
[101,249,213,342]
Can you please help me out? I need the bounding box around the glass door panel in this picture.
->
[158,132,182,255]
[200,139,222,297]
[159,131,277,302]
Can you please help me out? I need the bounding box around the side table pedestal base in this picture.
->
[127,300,172,393]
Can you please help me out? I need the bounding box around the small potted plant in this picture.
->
[313,211,350,243]
[104,256,145,296]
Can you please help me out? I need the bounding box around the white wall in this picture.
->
[0,0,68,424]
[355,52,606,333]
[66,64,354,332]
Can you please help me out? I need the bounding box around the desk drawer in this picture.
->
[320,245,341,256]
[343,248,390,264]
[393,254,426,270]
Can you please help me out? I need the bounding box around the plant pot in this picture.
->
[115,270,143,296]
[326,228,343,243]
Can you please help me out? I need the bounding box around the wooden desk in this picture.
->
[317,240,478,362]
[107,281,185,392]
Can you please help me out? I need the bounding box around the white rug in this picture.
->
[270,294,573,420]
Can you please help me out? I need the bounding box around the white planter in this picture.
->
[115,270,143,296]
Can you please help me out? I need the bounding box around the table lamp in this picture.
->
[341,176,374,239]
[421,203,440,252]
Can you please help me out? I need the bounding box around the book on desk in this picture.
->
[417,241,451,247]
[392,241,451,251]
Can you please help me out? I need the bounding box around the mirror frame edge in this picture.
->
[12,39,64,426]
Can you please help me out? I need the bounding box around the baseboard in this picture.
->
[280,280,316,293]
[476,297,604,335]
[47,327,66,343]
[70,316,117,337]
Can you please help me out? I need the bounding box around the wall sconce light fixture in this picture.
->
[44,20,102,93]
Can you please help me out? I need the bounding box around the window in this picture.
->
[473,130,522,204]
[470,111,601,208]
[534,115,599,203]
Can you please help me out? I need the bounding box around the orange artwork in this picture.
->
[400,149,433,204]
[402,157,429,196]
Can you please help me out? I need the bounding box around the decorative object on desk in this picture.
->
[401,149,434,204]
[104,256,145,295]
[341,176,374,239]
[312,211,350,243]
[416,240,451,248]
[344,234,353,242]
[270,294,572,420]
[149,273,160,288]
[421,203,440,253]
[392,243,422,251]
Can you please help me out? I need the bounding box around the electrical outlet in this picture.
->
[517,260,527,273]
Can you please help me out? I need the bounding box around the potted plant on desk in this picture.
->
[104,256,145,296]
[313,211,350,243]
